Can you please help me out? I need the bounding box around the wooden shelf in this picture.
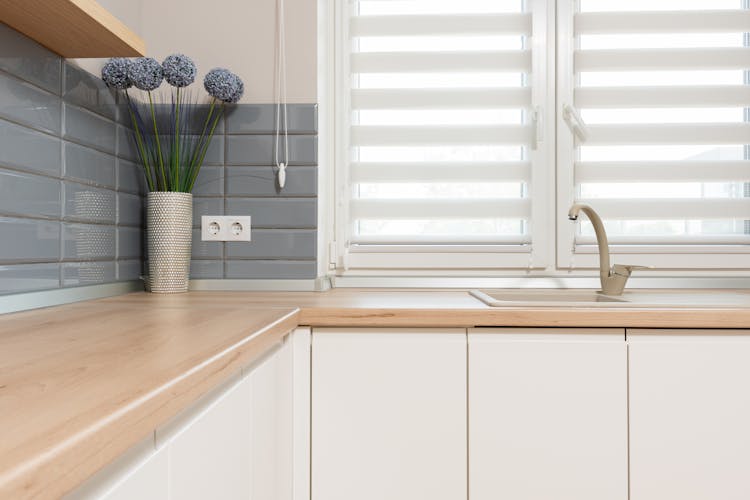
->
[0,0,145,58]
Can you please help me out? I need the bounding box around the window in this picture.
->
[334,0,553,270]
[332,0,750,273]
[557,0,750,269]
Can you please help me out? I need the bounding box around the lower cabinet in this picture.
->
[629,329,750,500]
[69,325,750,500]
[468,328,628,500]
[161,370,253,500]
[99,446,169,500]
[311,328,468,500]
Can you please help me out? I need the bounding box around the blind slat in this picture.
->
[575,86,750,109]
[351,198,530,219]
[576,161,750,182]
[351,50,532,73]
[577,235,750,245]
[351,125,533,146]
[575,198,750,219]
[575,10,750,34]
[351,88,531,110]
[586,123,750,145]
[351,13,532,37]
[575,47,750,72]
[351,235,532,245]
[351,161,530,182]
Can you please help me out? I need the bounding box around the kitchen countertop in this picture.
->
[0,301,298,500]
[103,288,750,328]
[1,288,749,498]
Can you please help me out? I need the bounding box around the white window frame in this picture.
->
[555,0,750,271]
[332,0,556,272]
[325,0,750,277]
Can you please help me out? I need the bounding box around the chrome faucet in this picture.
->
[568,203,650,296]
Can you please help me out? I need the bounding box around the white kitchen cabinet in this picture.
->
[312,328,467,500]
[65,438,169,500]
[248,327,311,500]
[99,447,169,500]
[163,371,253,500]
[629,330,750,500]
[468,328,628,500]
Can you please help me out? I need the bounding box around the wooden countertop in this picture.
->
[1,288,749,498]
[102,288,750,328]
[0,302,298,499]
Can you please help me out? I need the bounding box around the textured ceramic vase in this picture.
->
[146,192,193,293]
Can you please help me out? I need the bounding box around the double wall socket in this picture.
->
[201,215,252,242]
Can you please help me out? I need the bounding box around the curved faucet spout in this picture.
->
[568,203,610,291]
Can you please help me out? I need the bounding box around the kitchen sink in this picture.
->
[470,289,629,307]
[469,289,750,308]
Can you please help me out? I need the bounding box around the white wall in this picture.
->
[75,0,317,104]
[142,0,316,103]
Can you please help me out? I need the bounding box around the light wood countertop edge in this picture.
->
[297,307,748,329]
[0,309,299,500]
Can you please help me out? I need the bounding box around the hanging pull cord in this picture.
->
[274,0,289,189]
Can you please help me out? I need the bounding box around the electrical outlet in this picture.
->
[201,216,252,242]
[226,216,251,242]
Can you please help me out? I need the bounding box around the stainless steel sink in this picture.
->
[470,289,628,307]
[470,289,750,308]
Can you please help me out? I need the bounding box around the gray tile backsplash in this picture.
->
[0,25,317,296]
[0,25,144,295]
[192,102,318,280]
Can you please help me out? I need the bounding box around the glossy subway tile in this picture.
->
[63,103,116,154]
[63,182,116,224]
[62,223,116,261]
[64,142,116,189]
[226,229,316,259]
[0,217,60,263]
[225,198,317,229]
[0,71,61,135]
[225,260,316,279]
[0,117,61,176]
[0,263,60,294]
[0,24,61,95]
[225,166,316,197]
[0,168,61,218]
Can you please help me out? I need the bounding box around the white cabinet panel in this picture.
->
[312,329,467,500]
[468,329,628,500]
[247,327,311,500]
[65,438,168,500]
[629,330,750,500]
[101,447,168,500]
[166,374,253,500]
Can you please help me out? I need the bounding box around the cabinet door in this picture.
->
[65,439,168,500]
[469,329,627,500]
[629,330,750,500]
[100,447,169,500]
[162,374,253,500]
[312,329,467,500]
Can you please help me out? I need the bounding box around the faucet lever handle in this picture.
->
[612,264,654,277]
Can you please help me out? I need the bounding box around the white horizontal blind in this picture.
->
[571,0,750,247]
[345,0,536,248]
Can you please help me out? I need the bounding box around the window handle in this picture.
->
[563,104,589,142]
[531,106,544,150]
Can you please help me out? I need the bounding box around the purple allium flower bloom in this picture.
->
[162,53,196,88]
[204,68,244,103]
[227,76,244,103]
[128,57,163,91]
[101,58,132,89]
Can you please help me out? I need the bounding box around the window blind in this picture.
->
[570,0,750,247]
[344,0,538,247]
